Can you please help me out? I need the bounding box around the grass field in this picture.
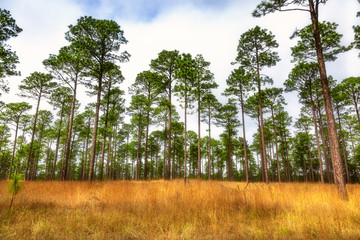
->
[1,180,360,239]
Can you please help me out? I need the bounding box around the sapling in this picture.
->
[8,173,22,212]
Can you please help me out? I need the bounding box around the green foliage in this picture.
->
[252,0,328,18]
[290,21,349,62]
[0,8,23,88]
[235,25,280,73]
[8,173,22,195]
[18,72,57,100]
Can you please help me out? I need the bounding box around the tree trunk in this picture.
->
[227,131,233,181]
[308,0,348,200]
[51,110,64,180]
[307,136,315,182]
[309,91,325,183]
[349,125,360,182]
[144,102,150,180]
[352,94,360,128]
[25,91,42,180]
[336,107,350,183]
[197,99,201,179]
[105,127,113,180]
[82,118,91,181]
[184,94,188,184]
[317,109,332,183]
[8,122,19,180]
[271,107,281,182]
[136,121,143,180]
[64,75,78,181]
[88,72,103,182]
[240,90,249,183]
[208,112,211,180]
[167,87,172,180]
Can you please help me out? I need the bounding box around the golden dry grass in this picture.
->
[0,180,360,239]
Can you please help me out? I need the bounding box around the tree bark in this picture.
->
[88,72,103,182]
[167,86,172,180]
[25,90,42,180]
[308,0,348,200]
[197,99,201,179]
[336,107,350,183]
[309,90,325,183]
[64,74,78,181]
[240,90,249,183]
[270,107,281,182]
[8,122,19,180]
[208,111,212,180]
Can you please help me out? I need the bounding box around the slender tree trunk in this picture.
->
[256,63,268,184]
[136,121,143,180]
[44,141,52,180]
[66,133,76,180]
[197,99,201,179]
[167,87,172,180]
[270,107,281,182]
[51,110,64,180]
[105,127,113,180]
[82,119,91,181]
[317,108,332,183]
[336,107,350,183]
[163,120,167,179]
[349,125,360,182]
[227,131,233,181]
[208,112,211,180]
[125,135,129,180]
[8,122,19,180]
[61,114,71,181]
[64,75,78,181]
[309,92,325,183]
[308,0,348,200]
[25,91,42,180]
[88,72,103,182]
[307,135,315,182]
[184,94,188,184]
[144,102,151,180]
[240,91,249,183]
[353,95,360,128]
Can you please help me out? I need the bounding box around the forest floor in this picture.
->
[0,180,360,239]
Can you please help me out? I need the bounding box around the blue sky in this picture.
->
[74,0,236,21]
[2,0,360,140]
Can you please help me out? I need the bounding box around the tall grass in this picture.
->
[1,180,359,239]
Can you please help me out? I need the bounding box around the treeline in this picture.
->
[0,2,359,192]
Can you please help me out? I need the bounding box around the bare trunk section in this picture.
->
[25,90,42,180]
[88,72,103,182]
[64,75,78,181]
[309,90,325,183]
[309,0,348,200]
[8,122,19,179]
[197,99,201,179]
[270,107,281,182]
[208,111,211,180]
[167,87,172,179]
[240,90,249,183]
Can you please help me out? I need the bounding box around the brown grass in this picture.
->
[0,180,360,239]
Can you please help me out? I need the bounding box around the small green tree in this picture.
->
[8,173,22,212]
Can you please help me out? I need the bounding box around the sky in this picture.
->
[1,0,360,142]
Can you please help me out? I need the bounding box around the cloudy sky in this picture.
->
[2,0,360,140]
